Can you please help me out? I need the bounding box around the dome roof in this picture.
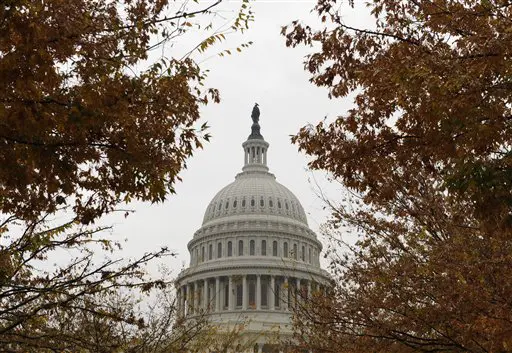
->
[202,171,308,226]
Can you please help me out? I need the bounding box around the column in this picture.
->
[215,277,220,312]
[270,275,275,310]
[256,275,261,310]
[308,281,312,300]
[257,343,263,353]
[296,278,301,308]
[182,286,187,315]
[284,277,289,310]
[188,283,194,314]
[203,279,208,311]
[228,276,234,310]
[242,275,247,310]
[176,286,181,315]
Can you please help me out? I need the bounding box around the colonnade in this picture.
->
[177,274,324,317]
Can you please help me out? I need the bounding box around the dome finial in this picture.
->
[248,103,263,140]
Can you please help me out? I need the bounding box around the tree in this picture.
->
[0,0,253,351]
[283,1,512,352]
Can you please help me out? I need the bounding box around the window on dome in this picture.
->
[236,283,243,307]
[260,197,264,207]
[273,241,278,256]
[227,241,232,257]
[233,199,237,208]
[251,198,255,207]
[238,240,244,256]
[218,242,222,258]
[308,247,312,263]
[293,244,298,260]
[278,200,282,209]
[285,202,289,210]
[242,198,246,207]
[261,280,268,307]
[225,201,229,209]
[250,240,255,255]
[249,280,256,308]
[283,242,288,257]
[218,202,222,210]
[301,245,305,261]
[269,198,273,207]
[261,240,267,256]
[209,244,213,260]
[224,283,229,308]
[274,281,280,309]
[201,246,205,262]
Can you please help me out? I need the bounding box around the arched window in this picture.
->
[269,198,273,207]
[251,198,255,207]
[260,197,264,207]
[250,240,255,255]
[261,240,267,256]
[242,198,246,207]
[209,244,213,260]
[218,202,222,210]
[225,200,229,209]
[233,199,237,208]
[283,242,288,258]
[278,200,282,209]
[227,241,232,257]
[273,241,278,256]
[308,247,312,263]
[201,246,205,262]
[238,240,244,256]
[285,201,289,210]
[293,244,298,260]
[218,242,222,258]
[301,245,305,261]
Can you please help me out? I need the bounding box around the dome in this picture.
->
[175,105,330,351]
[202,171,308,226]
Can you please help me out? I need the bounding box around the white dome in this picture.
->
[202,171,308,226]
[175,111,329,350]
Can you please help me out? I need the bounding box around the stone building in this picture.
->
[176,107,329,352]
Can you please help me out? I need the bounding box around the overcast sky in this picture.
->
[105,1,371,277]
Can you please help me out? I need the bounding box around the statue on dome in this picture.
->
[251,103,260,124]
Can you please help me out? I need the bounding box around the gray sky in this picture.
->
[106,1,369,277]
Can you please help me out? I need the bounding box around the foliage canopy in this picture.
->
[283,1,512,352]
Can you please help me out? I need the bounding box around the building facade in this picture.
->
[176,108,329,352]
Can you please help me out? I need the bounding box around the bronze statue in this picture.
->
[251,103,260,124]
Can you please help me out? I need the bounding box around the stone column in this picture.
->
[188,283,194,314]
[215,277,220,312]
[256,275,261,310]
[176,286,181,316]
[228,276,234,311]
[308,280,312,300]
[180,286,186,316]
[203,279,208,311]
[242,275,248,310]
[296,278,301,308]
[270,275,275,310]
[284,277,289,310]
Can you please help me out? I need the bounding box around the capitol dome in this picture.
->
[175,106,329,352]
[202,170,309,226]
